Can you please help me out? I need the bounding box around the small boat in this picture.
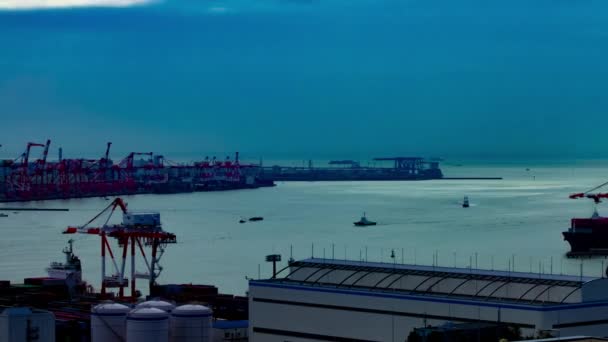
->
[0,213,7,218]
[462,196,470,208]
[239,218,246,224]
[354,212,376,226]
[249,217,264,222]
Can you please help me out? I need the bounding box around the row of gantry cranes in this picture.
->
[0,139,259,201]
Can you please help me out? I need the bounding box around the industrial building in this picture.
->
[249,258,608,341]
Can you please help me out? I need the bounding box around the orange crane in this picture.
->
[63,198,176,299]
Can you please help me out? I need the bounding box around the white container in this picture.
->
[127,308,169,342]
[170,304,213,342]
[136,300,175,312]
[122,212,161,226]
[91,303,130,342]
[0,307,55,342]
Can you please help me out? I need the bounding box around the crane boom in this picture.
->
[20,142,45,166]
[63,197,128,234]
[570,180,608,203]
[105,142,112,160]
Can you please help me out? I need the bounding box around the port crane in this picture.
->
[1,138,248,201]
[7,141,48,196]
[63,198,176,299]
[569,180,608,204]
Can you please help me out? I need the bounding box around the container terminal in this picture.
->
[0,140,273,203]
[0,140,500,203]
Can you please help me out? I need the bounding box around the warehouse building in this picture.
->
[249,258,608,341]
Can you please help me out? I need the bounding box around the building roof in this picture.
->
[262,258,606,306]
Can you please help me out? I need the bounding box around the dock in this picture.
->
[258,157,501,182]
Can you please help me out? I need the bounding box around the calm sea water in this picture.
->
[1,163,608,295]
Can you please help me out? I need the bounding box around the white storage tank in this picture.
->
[91,302,130,342]
[127,307,169,342]
[136,299,175,312]
[170,304,213,342]
[0,307,55,342]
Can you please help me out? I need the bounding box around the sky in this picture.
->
[0,0,607,160]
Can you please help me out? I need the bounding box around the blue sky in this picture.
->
[0,0,607,159]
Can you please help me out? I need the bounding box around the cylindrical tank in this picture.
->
[127,307,169,342]
[91,302,130,342]
[170,304,213,342]
[136,300,175,313]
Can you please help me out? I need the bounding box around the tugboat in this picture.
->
[564,187,608,256]
[249,216,264,222]
[462,196,470,208]
[46,239,82,283]
[354,212,376,226]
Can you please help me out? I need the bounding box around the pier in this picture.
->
[258,157,502,182]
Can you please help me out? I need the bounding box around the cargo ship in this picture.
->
[46,239,82,283]
[564,184,608,256]
[563,210,608,255]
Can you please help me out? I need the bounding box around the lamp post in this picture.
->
[266,254,282,279]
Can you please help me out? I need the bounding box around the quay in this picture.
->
[258,157,502,182]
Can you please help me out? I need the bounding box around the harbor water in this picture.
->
[1,162,608,295]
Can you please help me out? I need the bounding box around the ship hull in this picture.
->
[354,222,376,226]
[563,231,608,254]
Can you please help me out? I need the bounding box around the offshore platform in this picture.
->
[0,140,272,202]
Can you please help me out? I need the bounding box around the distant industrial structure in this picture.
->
[0,140,272,202]
[259,157,444,181]
[249,258,608,341]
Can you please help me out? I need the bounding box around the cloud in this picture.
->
[0,0,153,10]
